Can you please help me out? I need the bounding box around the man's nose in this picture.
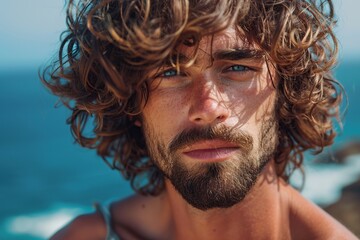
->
[188,79,231,125]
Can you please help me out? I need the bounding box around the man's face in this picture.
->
[141,27,278,210]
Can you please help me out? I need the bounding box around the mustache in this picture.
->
[169,125,253,153]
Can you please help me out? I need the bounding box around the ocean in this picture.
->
[0,60,359,239]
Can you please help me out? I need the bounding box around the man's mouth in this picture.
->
[182,140,240,162]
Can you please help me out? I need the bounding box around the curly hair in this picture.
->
[41,0,342,195]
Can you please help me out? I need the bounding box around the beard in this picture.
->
[143,118,278,211]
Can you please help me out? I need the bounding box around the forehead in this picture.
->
[177,27,253,57]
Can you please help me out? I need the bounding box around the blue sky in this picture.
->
[0,1,65,70]
[0,0,359,70]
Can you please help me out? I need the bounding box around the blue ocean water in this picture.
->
[0,60,359,239]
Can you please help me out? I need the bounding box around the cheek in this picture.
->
[226,83,276,126]
[229,85,276,136]
[146,89,187,120]
[142,90,187,141]
[254,88,277,120]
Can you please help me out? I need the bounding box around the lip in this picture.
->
[182,140,240,162]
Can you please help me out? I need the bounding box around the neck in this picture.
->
[163,160,290,239]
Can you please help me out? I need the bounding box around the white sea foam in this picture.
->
[4,206,85,239]
[293,154,360,206]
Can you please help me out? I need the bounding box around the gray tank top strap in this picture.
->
[94,202,121,240]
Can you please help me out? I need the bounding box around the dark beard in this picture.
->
[144,120,278,211]
[169,152,272,210]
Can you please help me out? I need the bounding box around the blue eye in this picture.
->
[228,65,248,71]
[162,69,178,77]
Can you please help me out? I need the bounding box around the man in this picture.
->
[43,0,357,239]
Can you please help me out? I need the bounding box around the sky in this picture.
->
[0,0,359,70]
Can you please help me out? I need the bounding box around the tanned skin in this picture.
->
[50,27,357,240]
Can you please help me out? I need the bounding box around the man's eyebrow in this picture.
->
[213,49,265,61]
[160,49,264,68]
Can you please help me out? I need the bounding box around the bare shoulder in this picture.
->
[49,211,106,240]
[110,193,172,239]
[283,183,357,240]
[50,194,169,240]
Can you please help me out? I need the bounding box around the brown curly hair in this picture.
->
[41,0,342,195]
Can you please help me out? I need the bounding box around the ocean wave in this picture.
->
[3,206,86,239]
[292,154,360,206]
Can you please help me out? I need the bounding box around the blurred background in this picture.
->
[0,0,359,239]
